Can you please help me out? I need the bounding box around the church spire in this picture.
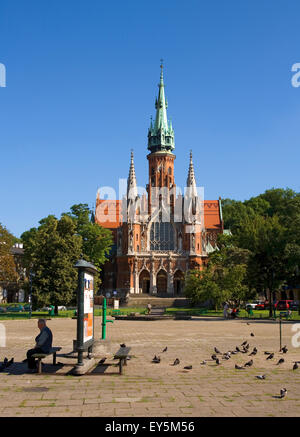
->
[185,150,199,223]
[187,150,197,190]
[127,150,138,201]
[148,62,175,154]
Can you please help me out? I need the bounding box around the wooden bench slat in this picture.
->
[114,347,131,358]
[32,346,62,373]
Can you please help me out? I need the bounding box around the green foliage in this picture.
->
[0,223,18,284]
[63,203,113,269]
[21,204,113,309]
[21,215,82,308]
[221,188,300,315]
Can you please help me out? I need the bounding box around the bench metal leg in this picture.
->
[119,359,123,375]
[37,358,42,374]
[53,352,56,366]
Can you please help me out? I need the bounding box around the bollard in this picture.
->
[279,312,282,351]
[102,297,113,340]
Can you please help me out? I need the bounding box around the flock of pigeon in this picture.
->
[0,357,14,372]
[151,330,299,400]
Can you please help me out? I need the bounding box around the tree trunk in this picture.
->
[268,288,273,318]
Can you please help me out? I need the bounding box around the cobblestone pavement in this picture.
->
[0,316,299,417]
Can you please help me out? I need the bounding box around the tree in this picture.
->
[63,203,113,270]
[233,214,287,317]
[21,204,113,312]
[184,268,222,308]
[21,215,82,312]
[0,223,18,285]
[184,244,250,310]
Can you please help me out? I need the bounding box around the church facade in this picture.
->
[95,66,223,297]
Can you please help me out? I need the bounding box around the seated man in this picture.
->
[26,319,53,373]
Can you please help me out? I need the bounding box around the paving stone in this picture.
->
[0,317,299,417]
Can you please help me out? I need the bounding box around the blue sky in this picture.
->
[1,0,300,237]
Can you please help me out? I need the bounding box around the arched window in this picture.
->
[150,221,174,250]
[168,167,172,175]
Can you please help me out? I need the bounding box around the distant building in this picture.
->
[0,243,26,303]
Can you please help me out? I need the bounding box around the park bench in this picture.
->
[113,346,131,375]
[279,311,292,321]
[32,347,62,374]
[111,309,121,317]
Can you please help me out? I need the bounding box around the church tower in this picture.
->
[147,63,176,216]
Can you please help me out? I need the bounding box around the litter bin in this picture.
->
[48,305,55,316]
[246,306,253,317]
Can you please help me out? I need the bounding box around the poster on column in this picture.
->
[83,272,94,343]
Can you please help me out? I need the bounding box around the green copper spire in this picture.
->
[148,62,175,153]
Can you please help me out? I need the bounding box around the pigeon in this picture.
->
[293,362,299,370]
[120,343,126,348]
[184,365,192,370]
[266,353,274,360]
[172,358,180,366]
[253,347,258,352]
[231,351,238,355]
[249,349,257,356]
[200,361,206,365]
[214,347,221,354]
[152,355,160,363]
[281,346,288,354]
[236,347,241,352]
[264,351,272,355]
[276,358,284,365]
[250,333,255,337]
[215,358,220,365]
[279,388,287,399]
[241,341,247,346]
[162,347,168,353]
[99,358,106,364]
[255,375,266,380]
[6,358,14,368]
[211,354,217,361]
[235,364,244,370]
[244,359,253,367]
[223,354,230,360]
[245,343,250,349]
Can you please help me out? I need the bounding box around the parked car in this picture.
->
[289,300,299,311]
[253,301,266,310]
[274,300,294,310]
[42,305,67,311]
[245,301,260,309]
[0,307,7,313]
[6,304,24,312]
[23,304,32,311]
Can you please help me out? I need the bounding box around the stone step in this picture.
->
[126,296,189,308]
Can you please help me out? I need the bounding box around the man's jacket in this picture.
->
[35,326,53,353]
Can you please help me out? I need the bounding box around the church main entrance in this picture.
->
[156,270,167,294]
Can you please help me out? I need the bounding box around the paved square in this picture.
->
[0,316,299,417]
